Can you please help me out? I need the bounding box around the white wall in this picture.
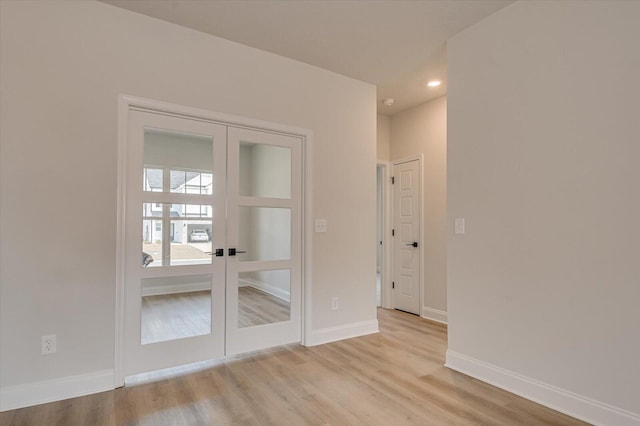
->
[0,0,377,404]
[447,1,640,423]
[376,114,391,162]
[390,97,447,322]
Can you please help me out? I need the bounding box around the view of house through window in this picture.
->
[142,128,215,267]
[142,201,213,267]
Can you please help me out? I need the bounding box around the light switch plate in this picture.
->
[454,218,465,235]
[315,219,327,233]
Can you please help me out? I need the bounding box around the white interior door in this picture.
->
[392,159,421,315]
[124,110,227,376]
[225,127,302,355]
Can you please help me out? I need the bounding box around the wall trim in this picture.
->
[0,369,114,412]
[445,350,640,426]
[421,306,447,324]
[307,320,379,346]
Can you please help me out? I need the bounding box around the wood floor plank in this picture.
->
[0,308,591,426]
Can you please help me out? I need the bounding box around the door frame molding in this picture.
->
[115,95,313,387]
[391,155,424,314]
[376,161,392,309]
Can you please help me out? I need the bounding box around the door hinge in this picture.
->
[392,281,395,289]
[391,176,395,184]
[392,229,395,236]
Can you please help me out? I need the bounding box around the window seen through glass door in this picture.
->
[141,128,215,267]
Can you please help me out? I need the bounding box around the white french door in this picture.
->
[123,108,302,377]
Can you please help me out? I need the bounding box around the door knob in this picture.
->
[405,242,418,248]
[228,248,247,256]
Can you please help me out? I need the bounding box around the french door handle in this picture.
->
[228,248,247,256]
[406,242,419,248]
[206,249,225,256]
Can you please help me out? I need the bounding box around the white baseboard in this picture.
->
[307,319,379,346]
[421,306,447,324]
[445,350,640,426]
[0,369,115,412]
[239,278,290,302]
[141,281,210,297]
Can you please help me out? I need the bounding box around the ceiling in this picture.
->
[100,0,513,116]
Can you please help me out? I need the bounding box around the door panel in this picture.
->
[226,127,302,356]
[393,159,421,315]
[124,110,227,376]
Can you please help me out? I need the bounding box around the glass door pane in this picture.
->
[141,274,213,344]
[142,203,213,267]
[226,127,303,356]
[239,142,291,198]
[238,269,291,327]
[143,128,213,194]
[237,207,291,262]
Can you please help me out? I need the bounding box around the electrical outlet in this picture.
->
[42,334,56,355]
[331,297,339,311]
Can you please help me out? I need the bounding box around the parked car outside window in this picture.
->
[190,229,210,242]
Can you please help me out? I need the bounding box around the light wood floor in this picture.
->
[1,309,589,426]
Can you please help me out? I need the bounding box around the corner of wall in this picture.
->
[307,319,379,347]
[421,306,447,324]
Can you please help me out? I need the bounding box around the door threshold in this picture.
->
[124,358,224,386]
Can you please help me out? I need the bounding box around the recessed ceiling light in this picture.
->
[427,80,441,88]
